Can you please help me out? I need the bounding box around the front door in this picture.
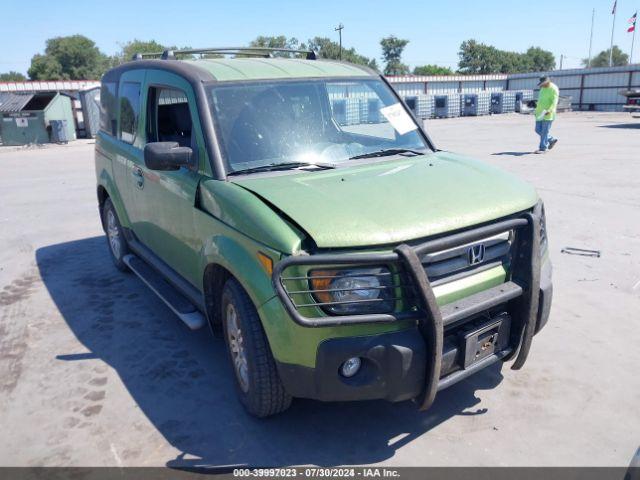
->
[126,71,207,287]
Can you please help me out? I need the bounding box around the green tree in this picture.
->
[0,71,27,81]
[458,39,555,74]
[582,46,629,67]
[28,35,110,80]
[29,54,65,80]
[457,40,481,73]
[380,36,410,75]
[458,40,500,74]
[115,39,166,63]
[412,64,454,75]
[248,36,303,57]
[307,37,377,69]
[112,40,196,64]
[525,47,556,71]
[245,35,377,69]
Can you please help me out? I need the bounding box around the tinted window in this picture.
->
[99,82,117,136]
[119,82,141,144]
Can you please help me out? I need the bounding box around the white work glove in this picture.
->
[536,110,549,121]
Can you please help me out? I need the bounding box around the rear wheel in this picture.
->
[221,278,291,417]
[102,198,129,272]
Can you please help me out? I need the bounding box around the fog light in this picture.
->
[340,357,362,378]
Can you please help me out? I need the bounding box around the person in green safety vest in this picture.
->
[534,76,559,154]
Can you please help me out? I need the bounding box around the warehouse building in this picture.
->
[388,64,640,112]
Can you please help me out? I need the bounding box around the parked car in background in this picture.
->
[95,47,553,417]
[620,89,640,116]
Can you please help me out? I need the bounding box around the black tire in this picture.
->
[221,278,292,417]
[102,198,130,272]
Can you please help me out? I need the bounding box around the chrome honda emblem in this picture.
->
[468,244,486,265]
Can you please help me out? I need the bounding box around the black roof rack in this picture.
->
[132,47,318,61]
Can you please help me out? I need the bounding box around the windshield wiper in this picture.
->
[348,148,427,160]
[228,161,336,176]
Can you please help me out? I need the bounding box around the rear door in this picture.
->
[125,70,206,287]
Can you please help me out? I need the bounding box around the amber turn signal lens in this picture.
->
[309,270,338,304]
[257,252,273,275]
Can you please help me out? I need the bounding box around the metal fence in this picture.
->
[388,64,640,112]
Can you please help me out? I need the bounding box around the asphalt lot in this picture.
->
[0,112,639,467]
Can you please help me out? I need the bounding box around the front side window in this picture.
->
[208,78,429,173]
[119,82,141,144]
[146,86,198,164]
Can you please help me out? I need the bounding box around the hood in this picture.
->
[231,152,538,249]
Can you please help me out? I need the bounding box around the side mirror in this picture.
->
[144,142,192,171]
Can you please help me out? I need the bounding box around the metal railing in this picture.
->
[132,47,318,61]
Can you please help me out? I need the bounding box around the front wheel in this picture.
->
[221,278,292,417]
[102,198,129,272]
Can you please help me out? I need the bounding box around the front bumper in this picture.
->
[275,266,552,402]
[272,207,550,408]
[276,328,426,402]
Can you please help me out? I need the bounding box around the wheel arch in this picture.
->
[97,185,110,228]
[96,170,131,230]
[202,262,232,332]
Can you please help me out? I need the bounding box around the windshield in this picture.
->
[208,78,430,173]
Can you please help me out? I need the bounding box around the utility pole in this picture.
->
[610,1,618,67]
[588,8,595,67]
[335,23,344,60]
[560,54,564,69]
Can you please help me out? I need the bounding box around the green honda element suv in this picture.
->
[95,47,552,417]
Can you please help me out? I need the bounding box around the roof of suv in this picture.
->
[103,57,377,84]
[185,58,376,82]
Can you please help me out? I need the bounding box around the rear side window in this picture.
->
[119,82,141,144]
[99,82,117,136]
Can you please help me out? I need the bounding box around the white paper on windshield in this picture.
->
[380,103,418,135]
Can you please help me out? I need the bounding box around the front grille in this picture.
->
[272,213,533,327]
[422,231,513,285]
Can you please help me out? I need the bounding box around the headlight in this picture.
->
[309,267,394,315]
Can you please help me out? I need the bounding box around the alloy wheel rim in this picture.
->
[226,303,250,393]
[106,210,121,260]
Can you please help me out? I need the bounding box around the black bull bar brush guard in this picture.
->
[272,208,542,410]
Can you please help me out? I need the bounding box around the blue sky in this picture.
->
[1,0,638,76]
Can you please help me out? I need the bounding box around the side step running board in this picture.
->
[123,254,206,330]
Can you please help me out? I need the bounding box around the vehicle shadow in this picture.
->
[598,123,640,129]
[491,151,533,157]
[37,236,505,468]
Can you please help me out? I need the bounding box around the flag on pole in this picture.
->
[612,0,617,14]
[629,12,637,32]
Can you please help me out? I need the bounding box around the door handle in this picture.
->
[131,167,144,188]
